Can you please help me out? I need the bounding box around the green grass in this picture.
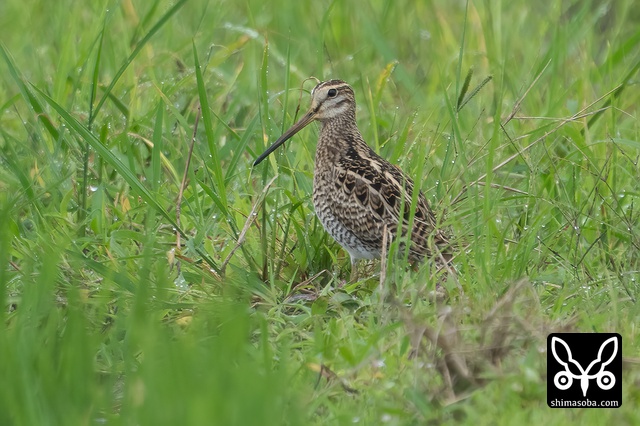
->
[1,0,639,424]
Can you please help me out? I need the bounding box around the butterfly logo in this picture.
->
[551,336,618,397]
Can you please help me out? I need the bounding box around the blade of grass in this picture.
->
[90,0,187,124]
[36,86,167,220]
[88,14,106,126]
[33,86,220,273]
[80,22,108,235]
[585,56,640,131]
[454,0,471,115]
[225,114,259,183]
[282,35,291,135]
[0,44,60,141]
[151,101,164,191]
[258,40,271,280]
[193,42,228,210]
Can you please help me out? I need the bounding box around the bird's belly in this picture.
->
[313,189,381,261]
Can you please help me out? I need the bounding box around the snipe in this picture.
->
[254,79,451,281]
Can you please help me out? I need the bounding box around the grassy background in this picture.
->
[1,0,639,424]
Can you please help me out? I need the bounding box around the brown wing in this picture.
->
[332,152,447,261]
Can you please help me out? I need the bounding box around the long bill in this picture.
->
[253,111,316,166]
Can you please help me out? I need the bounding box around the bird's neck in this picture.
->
[316,114,370,165]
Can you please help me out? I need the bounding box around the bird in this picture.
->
[253,79,451,282]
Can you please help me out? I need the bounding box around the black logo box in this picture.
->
[547,333,622,408]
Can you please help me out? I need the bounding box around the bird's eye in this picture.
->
[327,88,337,97]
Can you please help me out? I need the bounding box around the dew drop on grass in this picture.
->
[174,274,188,292]
[89,185,98,192]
